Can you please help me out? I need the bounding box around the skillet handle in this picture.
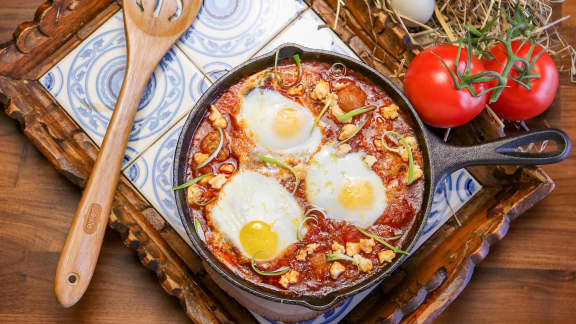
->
[430,128,571,183]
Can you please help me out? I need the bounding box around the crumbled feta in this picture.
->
[310,80,330,100]
[380,104,399,120]
[194,152,209,166]
[378,250,396,263]
[335,144,352,157]
[353,254,373,273]
[209,105,227,128]
[346,242,360,257]
[208,174,227,189]
[330,261,346,279]
[338,124,357,141]
[279,270,299,288]
[331,242,345,254]
[359,238,376,254]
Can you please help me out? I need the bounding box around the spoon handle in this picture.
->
[55,65,149,307]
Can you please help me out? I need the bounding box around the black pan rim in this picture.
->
[173,43,435,311]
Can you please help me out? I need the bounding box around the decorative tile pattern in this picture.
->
[257,9,359,59]
[124,118,194,244]
[40,2,483,324]
[415,169,481,248]
[40,11,207,168]
[177,0,307,80]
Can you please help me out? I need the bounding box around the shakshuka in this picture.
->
[177,53,424,296]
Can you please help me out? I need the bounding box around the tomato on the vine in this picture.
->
[404,45,489,128]
[483,41,558,121]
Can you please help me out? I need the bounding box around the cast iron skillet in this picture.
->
[173,44,571,311]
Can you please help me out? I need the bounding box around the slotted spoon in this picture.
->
[55,0,201,307]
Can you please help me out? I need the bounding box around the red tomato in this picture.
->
[404,45,489,128]
[484,41,558,120]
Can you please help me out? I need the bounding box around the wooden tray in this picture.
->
[0,0,557,322]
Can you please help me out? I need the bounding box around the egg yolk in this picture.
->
[239,220,278,259]
[273,107,302,138]
[338,180,374,210]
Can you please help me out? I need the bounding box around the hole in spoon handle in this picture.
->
[67,273,79,285]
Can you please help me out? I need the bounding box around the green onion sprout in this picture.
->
[337,105,376,122]
[336,117,369,146]
[310,99,331,135]
[254,154,299,193]
[381,130,415,184]
[172,173,212,190]
[194,197,215,207]
[327,62,347,79]
[251,251,290,276]
[297,216,318,241]
[196,127,224,169]
[194,218,206,242]
[274,50,302,89]
[354,226,408,255]
[304,206,327,219]
[326,253,358,268]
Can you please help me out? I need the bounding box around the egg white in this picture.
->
[209,170,303,259]
[305,146,387,228]
[238,88,322,156]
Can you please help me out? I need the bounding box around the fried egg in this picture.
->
[209,170,303,260]
[238,88,322,156]
[305,146,387,228]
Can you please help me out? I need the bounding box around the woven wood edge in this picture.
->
[0,1,256,322]
[381,169,553,324]
[0,0,120,79]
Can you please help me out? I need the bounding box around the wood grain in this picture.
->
[54,0,203,307]
[0,1,575,323]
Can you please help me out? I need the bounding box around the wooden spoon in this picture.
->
[55,0,201,308]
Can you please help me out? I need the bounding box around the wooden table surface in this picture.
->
[1,1,574,323]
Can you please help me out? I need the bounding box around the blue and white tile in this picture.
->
[413,168,481,250]
[257,9,358,59]
[40,10,208,168]
[177,0,307,80]
[124,118,193,243]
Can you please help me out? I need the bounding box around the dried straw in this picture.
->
[384,0,575,83]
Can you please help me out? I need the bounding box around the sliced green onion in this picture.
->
[304,206,327,218]
[195,197,215,207]
[380,131,401,153]
[327,62,347,79]
[335,117,369,146]
[354,226,408,255]
[251,251,290,276]
[310,99,331,135]
[297,216,318,241]
[172,173,212,190]
[196,127,224,169]
[337,105,376,122]
[274,50,302,89]
[254,154,300,193]
[194,218,205,242]
[326,253,358,268]
[381,130,415,184]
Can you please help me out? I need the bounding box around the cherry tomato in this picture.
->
[483,41,558,120]
[404,45,489,128]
